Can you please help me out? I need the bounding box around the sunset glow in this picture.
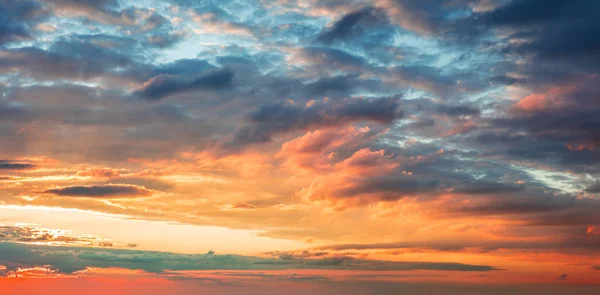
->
[0,0,599,294]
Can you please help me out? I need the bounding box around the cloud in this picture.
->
[0,160,37,170]
[317,7,386,43]
[43,184,153,198]
[0,242,498,275]
[315,234,600,253]
[291,47,370,70]
[44,0,136,26]
[134,68,235,101]
[280,126,371,155]
[585,181,600,194]
[389,65,461,99]
[76,168,129,178]
[453,199,572,216]
[0,226,114,247]
[278,125,379,172]
[306,75,360,96]
[233,97,401,145]
[435,104,481,117]
[374,0,471,35]
[0,33,193,86]
[0,39,137,82]
[451,1,600,167]
[337,174,440,201]
[231,202,257,210]
[452,181,524,195]
[473,0,600,63]
[189,9,256,37]
[0,0,47,44]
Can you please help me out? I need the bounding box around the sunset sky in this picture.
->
[0,0,599,294]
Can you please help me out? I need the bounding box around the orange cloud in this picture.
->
[374,0,435,35]
[76,168,130,179]
[335,148,398,176]
[5,267,67,279]
[279,126,373,172]
[514,85,576,111]
[189,10,255,37]
[515,93,553,111]
[566,143,596,151]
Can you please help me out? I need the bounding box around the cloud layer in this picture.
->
[0,0,599,290]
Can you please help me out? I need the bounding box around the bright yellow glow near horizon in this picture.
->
[0,205,302,255]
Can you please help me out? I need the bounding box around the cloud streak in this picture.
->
[0,242,498,275]
[43,184,153,198]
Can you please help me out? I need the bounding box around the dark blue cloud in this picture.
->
[0,160,37,170]
[452,181,525,195]
[43,0,135,25]
[134,68,235,101]
[435,104,481,117]
[0,0,47,44]
[306,75,359,96]
[317,7,386,43]
[0,38,137,81]
[472,0,600,67]
[233,96,402,145]
[301,47,370,69]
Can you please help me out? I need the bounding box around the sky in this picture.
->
[0,0,599,294]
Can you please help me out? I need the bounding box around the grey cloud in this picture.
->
[134,68,235,101]
[490,103,600,171]
[317,233,600,253]
[522,209,600,227]
[300,47,370,69]
[317,7,386,43]
[232,96,402,145]
[0,242,499,274]
[44,0,135,25]
[0,0,47,44]
[586,181,600,194]
[454,199,573,216]
[456,1,600,95]
[474,0,600,67]
[0,33,194,85]
[435,104,481,117]
[0,39,136,81]
[452,181,524,195]
[0,160,37,170]
[378,0,475,35]
[0,101,31,122]
[0,226,113,247]
[306,75,359,96]
[390,65,460,98]
[339,175,440,201]
[43,184,153,198]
